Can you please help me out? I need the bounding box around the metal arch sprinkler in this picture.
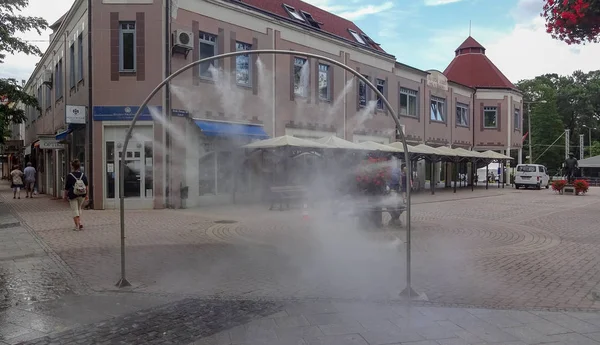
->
[116,50,416,298]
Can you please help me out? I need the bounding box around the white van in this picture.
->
[514,164,550,190]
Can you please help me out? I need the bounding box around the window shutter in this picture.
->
[497,102,502,132]
[230,31,236,80]
[192,21,199,85]
[252,38,258,95]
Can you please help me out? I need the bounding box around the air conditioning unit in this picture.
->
[173,30,194,50]
[42,70,53,86]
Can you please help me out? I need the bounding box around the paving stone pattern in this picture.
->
[15,298,280,345]
[3,184,600,309]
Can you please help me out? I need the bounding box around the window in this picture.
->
[36,86,42,111]
[78,34,84,81]
[456,103,469,126]
[283,4,305,21]
[45,80,51,109]
[517,165,536,172]
[484,106,498,128]
[235,41,251,86]
[318,64,330,101]
[301,11,320,28]
[430,96,445,122]
[376,79,385,110]
[119,22,136,72]
[348,29,366,44]
[293,57,308,97]
[358,75,369,107]
[199,32,217,78]
[54,60,63,100]
[514,108,521,130]
[399,88,418,117]
[69,44,75,89]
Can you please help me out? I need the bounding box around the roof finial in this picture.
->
[469,20,472,36]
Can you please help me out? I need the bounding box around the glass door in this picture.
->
[105,140,153,201]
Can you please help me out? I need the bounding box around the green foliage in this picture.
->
[516,70,600,172]
[0,0,47,63]
[0,0,48,143]
[591,141,600,157]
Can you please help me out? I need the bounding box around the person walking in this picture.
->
[63,159,89,231]
[23,162,36,198]
[10,165,24,199]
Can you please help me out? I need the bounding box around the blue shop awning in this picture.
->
[194,120,269,139]
[55,126,73,141]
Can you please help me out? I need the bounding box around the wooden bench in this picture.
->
[269,186,307,211]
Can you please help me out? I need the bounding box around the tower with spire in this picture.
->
[443,36,523,163]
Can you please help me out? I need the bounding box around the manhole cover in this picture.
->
[214,220,238,224]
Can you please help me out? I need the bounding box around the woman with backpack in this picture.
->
[64,159,89,231]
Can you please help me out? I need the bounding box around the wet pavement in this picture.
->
[7,298,600,345]
[15,298,280,345]
[2,183,600,344]
[0,201,79,311]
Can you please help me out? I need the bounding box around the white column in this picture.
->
[518,148,523,165]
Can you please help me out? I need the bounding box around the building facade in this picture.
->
[20,0,521,209]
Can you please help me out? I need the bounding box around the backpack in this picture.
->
[70,173,87,196]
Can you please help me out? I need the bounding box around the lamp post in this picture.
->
[524,100,547,164]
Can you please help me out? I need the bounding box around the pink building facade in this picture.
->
[20,0,521,209]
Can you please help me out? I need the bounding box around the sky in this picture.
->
[2,0,599,84]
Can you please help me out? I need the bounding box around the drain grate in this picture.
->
[214,220,238,224]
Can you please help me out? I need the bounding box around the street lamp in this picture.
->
[582,125,597,158]
[524,100,547,164]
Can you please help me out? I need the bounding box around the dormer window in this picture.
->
[362,34,375,45]
[348,29,366,45]
[283,4,305,22]
[301,11,321,29]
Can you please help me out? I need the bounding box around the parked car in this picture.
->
[514,164,550,190]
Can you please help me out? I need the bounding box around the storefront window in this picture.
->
[217,151,234,194]
[199,152,215,195]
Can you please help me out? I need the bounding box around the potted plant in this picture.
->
[355,157,391,227]
[551,179,567,194]
[573,179,590,195]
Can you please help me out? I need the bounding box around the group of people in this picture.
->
[10,159,89,231]
[10,162,37,199]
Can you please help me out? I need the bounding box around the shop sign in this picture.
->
[39,137,63,149]
[66,105,86,124]
[3,140,23,154]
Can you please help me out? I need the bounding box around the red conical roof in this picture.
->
[455,36,485,52]
[444,36,516,90]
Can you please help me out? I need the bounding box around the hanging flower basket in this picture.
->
[573,179,590,195]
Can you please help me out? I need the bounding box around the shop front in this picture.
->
[185,119,269,207]
[38,136,65,197]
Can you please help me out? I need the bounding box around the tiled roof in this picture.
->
[455,36,484,52]
[444,36,516,90]
[233,0,385,52]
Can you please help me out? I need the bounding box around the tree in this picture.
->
[517,78,566,173]
[542,0,600,44]
[591,141,600,157]
[0,0,48,142]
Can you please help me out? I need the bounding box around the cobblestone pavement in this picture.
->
[12,298,600,345]
[2,184,600,310]
[0,190,176,344]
